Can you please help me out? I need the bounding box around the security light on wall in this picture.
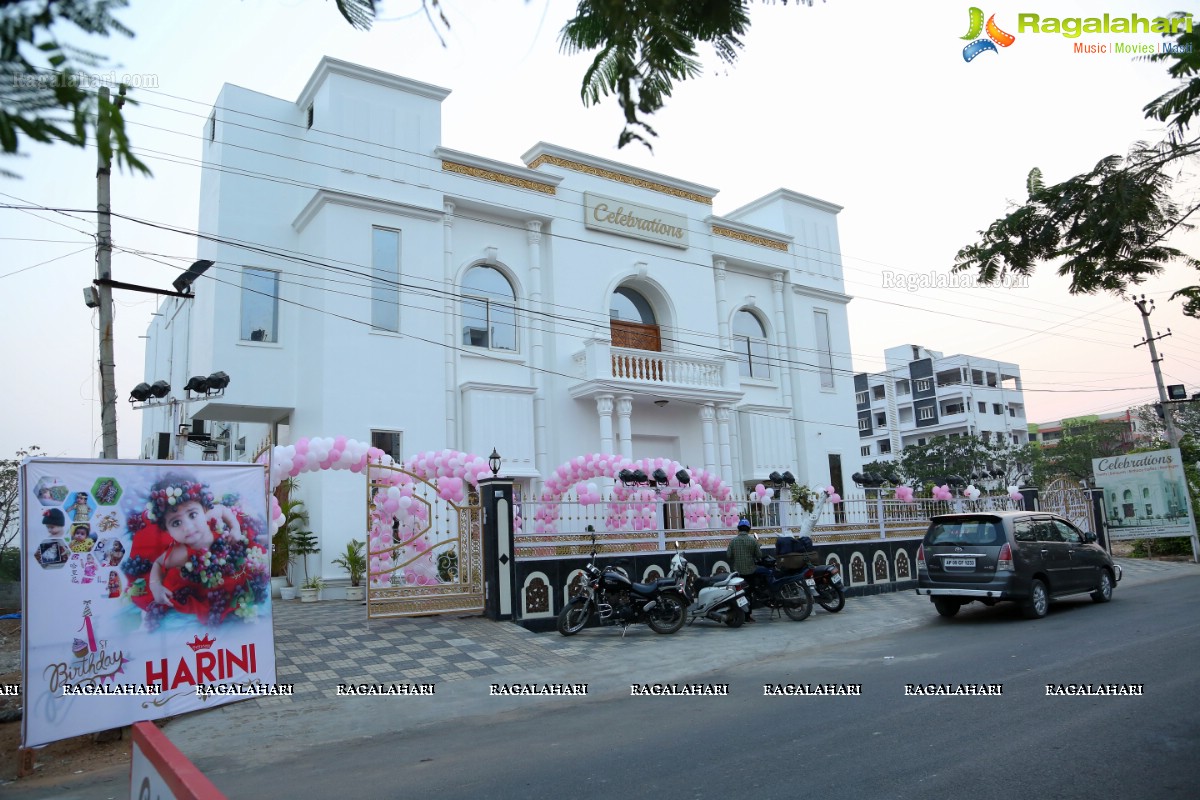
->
[172,259,214,295]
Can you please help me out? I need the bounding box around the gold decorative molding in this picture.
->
[712,225,789,252]
[441,160,556,195]
[528,154,713,205]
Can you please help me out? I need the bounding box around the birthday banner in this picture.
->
[20,458,275,748]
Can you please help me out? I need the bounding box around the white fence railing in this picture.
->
[515,492,1021,558]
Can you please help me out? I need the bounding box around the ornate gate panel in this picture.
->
[1040,479,1096,533]
[366,463,483,618]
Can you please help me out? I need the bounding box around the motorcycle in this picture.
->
[557,538,687,636]
[745,554,815,621]
[667,546,750,628]
[776,535,844,613]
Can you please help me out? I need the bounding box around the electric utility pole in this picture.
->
[1132,295,1180,448]
[96,86,122,459]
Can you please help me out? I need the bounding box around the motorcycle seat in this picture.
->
[632,581,665,595]
[696,574,736,589]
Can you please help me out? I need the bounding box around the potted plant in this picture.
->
[331,538,367,601]
[299,575,324,603]
[291,529,321,603]
[272,479,308,600]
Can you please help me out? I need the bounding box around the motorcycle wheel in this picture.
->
[818,585,845,613]
[557,601,590,636]
[780,581,814,621]
[724,605,745,628]
[646,592,686,634]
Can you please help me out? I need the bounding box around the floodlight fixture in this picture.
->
[172,259,214,295]
[130,383,153,403]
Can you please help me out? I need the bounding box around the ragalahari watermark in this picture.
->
[881,271,1029,292]
[11,71,160,90]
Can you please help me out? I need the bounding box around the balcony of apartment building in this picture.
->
[939,400,968,419]
[896,404,916,431]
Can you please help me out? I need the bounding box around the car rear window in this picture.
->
[926,518,1004,546]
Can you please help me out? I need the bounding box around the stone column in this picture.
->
[443,202,458,447]
[714,259,730,350]
[616,395,634,460]
[700,403,717,474]
[527,220,547,484]
[596,395,615,455]
[716,404,734,488]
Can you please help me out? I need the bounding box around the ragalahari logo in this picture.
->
[962,7,1016,61]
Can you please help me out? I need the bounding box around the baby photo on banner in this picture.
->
[21,458,275,749]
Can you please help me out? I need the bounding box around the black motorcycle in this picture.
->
[557,540,687,636]
[776,535,844,613]
[744,554,814,621]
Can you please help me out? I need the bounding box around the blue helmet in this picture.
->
[737,518,751,531]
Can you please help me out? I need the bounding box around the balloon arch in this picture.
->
[533,454,736,535]
[257,439,741,582]
[260,437,497,588]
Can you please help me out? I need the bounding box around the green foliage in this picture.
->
[955,26,1200,316]
[290,529,321,583]
[1,445,44,550]
[331,538,367,587]
[1130,537,1194,558]
[0,0,149,177]
[897,435,1033,490]
[271,478,311,580]
[0,546,19,583]
[1032,421,1137,486]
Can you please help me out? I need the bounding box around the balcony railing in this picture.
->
[572,338,740,394]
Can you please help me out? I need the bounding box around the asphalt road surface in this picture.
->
[201,575,1200,800]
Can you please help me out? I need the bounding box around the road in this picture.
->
[198,575,1200,800]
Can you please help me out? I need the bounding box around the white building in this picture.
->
[138,57,863,577]
[854,344,1027,461]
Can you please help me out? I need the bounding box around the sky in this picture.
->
[2,0,1199,460]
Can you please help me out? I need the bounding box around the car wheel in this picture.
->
[933,598,960,618]
[1091,570,1113,603]
[1021,579,1048,619]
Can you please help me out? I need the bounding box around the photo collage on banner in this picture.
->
[21,459,275,748]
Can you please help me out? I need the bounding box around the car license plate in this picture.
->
[806,579,817,589]
[831,572,842,585]
[736,596,749,608]
[943,558,975,568]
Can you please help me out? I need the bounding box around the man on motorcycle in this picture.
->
[727,518,764,622]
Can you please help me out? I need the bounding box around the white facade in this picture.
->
[855,344,1027,462]
[138,58,862,579]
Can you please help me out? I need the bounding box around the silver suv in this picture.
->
[916,511,1122,619]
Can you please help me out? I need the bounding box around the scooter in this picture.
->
[667,546,750,627]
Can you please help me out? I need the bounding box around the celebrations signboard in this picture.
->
[20,459,275,748]
[1092,448,1198,541]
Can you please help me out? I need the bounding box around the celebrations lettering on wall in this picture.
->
[583,192,689,249]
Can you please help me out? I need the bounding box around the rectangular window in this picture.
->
[813,310,834,388]
[878,440,891,454]
[917,437,927,446]
[915,379,930,392]
[978,402,987,413]
[372,227,400,332]
[858,418,869,430]
[875,412,887,427]
[872,385,885,400]
[371,430,404,463]
[918,407,933,420]
[860,445,871,457]
[855,391,868,405]
[993,403,1003,415]
[896,380,910,395]
[241,268,279,342]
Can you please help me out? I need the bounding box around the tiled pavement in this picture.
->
[262,557,1197,704]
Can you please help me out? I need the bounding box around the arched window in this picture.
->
[610,287,656,324]
[609,286,660,351]
[461,265,516,351]
[733,309,770,379]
